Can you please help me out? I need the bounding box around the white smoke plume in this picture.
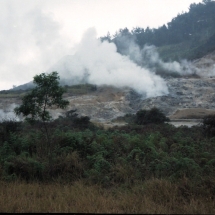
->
[116,38,196,76]
[139,45,198,76]
[0,103,20,121]
[0,2,71,90]
[48,28,169,98]
[121,39,215,77]
[48,27,215,101]
[192,54,215,77]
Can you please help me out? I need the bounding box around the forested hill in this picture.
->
[100,0,215,62]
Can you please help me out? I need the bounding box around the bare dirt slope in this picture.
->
[170,108,215,119]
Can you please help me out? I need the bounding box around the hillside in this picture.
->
[1,0,215,127]
[101,0,215,62]
[1,51,215,128]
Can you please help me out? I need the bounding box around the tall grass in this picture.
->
[0,178,214,213]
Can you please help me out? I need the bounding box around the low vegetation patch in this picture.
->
[0,179,214,213]
[0,107,214,212]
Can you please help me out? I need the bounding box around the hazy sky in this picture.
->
[0,0,203,90]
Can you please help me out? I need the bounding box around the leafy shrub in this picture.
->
[0,141,16,163]
[135,107,170,125]
[202,114,215,137]
[52,151,84,181]
[112,108,169,126]
[73,116,91,129]
[0,119,22,143]
[3,156,44,181]
[0,112,214,186]
[55,109,95,130]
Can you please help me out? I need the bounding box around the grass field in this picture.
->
[0,178,214,213]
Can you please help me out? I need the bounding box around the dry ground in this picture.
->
[169,108,215,119]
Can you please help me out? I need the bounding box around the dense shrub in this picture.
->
[3,156,44,181]
[0,113,214,186]
[0,119,22,143]
[202,114,215,137]
[135,107,170,125]
[55,109,95,130]
[114,107,170,125]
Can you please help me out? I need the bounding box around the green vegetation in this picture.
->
[202,114,215,137]
[0,111,214,185]
[113,107,170,125]
[0,106,215,212]
[134,107,170,125]
[14,71,69,123]
[0,89,32,98]
[14,71,69,177]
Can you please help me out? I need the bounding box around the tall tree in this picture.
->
[14,71,69,124]
[14,71,69,176]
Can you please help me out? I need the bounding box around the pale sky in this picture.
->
[0,0,203,90]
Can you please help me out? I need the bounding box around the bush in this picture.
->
[202,114,215,137]
[3,156,44,181]
[0,119,22,143]
[55,109,94,130]
[135,107,170,125]
[52,151,84,181]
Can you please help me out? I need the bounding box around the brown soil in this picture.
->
[170,108,215,119]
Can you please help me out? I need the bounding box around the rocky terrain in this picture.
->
[54,75,215,127]
[141,77,215,115]
[1,52,215,127]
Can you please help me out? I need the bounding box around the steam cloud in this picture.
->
[0,1,71,90]
[1,0,214,97]
[139,45,195,76]
[113,36,198,76]
[48,28,169,98]
[137,45,215,77]
[0,103,20,121]
[110,33,215,77]
[48,28,215,100]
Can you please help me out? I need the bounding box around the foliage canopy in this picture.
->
[14,71,69,123]
[101,0,215,61]
[135,107,170,125]
[202,114,215,136]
